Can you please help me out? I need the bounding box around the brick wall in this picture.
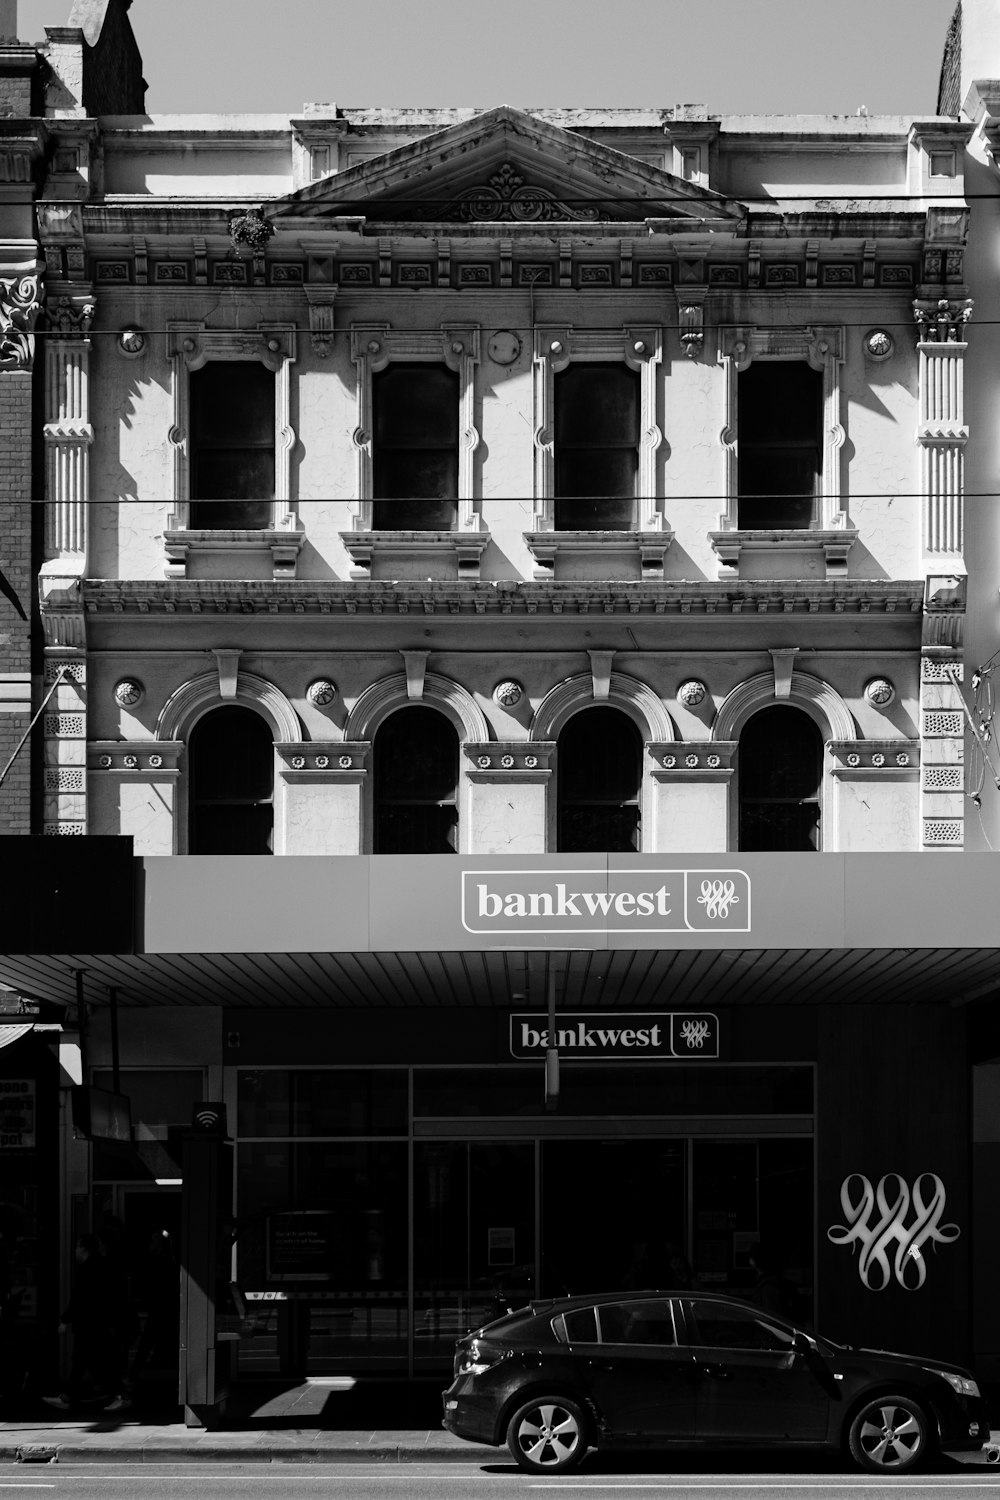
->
[0,373,34,835]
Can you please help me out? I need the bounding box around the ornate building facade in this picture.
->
[2,0,999,1413]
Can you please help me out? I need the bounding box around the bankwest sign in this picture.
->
[462,868,750,935]
[510,1012,720,1060]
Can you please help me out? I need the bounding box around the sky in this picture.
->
[15,0,959,118]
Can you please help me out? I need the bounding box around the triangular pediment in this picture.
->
[274,106,743,225]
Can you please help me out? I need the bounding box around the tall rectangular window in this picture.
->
[372,364,459,530]
[554,363,639,530]
[737,362,822,528]
[189,361,275,529]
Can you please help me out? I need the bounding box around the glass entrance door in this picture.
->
[541,1141,687,1297]
[413,1141,535,1369]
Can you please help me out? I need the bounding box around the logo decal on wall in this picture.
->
[826,1173,960,1291]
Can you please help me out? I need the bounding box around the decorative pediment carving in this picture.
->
[272,105,743,228]
[430,162,603,224]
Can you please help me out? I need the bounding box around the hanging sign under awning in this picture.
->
[510,1011,719,1060]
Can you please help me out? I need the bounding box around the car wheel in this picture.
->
[847,1393,932,1474]
[507,1394,587,1473]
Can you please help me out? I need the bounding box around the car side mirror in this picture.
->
[792,1331,811,1355]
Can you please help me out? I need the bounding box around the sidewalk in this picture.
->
[0,1379,998,1467]
[0,1378,496,1464]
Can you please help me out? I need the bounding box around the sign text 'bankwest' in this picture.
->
[510,1012,720,1060]
[462,868,750,935]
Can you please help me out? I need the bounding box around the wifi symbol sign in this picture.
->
[193,1102,227,1135]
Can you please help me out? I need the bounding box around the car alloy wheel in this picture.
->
[848,1393,930,1473]
[507,1394,587,1473]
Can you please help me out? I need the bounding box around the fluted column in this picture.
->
[39,289,94,835]
[914,299,971,853]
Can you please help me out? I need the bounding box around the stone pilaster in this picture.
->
[39,289,94,835]
[920,576,966,851]
[914,298,972,573]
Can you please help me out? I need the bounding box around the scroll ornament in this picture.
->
[826,1173,960,1290]
[0,273,43,371]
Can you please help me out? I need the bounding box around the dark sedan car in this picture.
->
[442,1291,990,1474]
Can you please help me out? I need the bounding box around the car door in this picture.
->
[683,1298,830,1443]
[569,1299,697,1441]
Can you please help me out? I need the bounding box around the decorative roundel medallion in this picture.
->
[864,329,894,361]
[118,327,146,357]
[114,678,144,707]
[492,679,524,708]
[307,679,338,707]
[864,676,895,708]
[487,331,522,366]
[677,679,708,708]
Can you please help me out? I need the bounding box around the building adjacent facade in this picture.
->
[2,0,1000,1411]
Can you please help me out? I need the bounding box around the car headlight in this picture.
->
[929,1368,981,1399]
[455,1338,510,1377]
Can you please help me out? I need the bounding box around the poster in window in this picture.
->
[0,1080,35,1149]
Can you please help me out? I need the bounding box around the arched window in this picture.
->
[738,706,822,851]
[373,706,459,853]
[557,706,642,852]
[188,706,274,854]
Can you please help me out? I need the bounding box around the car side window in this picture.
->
[559,1306,600,1344]
[598,1299,678,1347]
[685,1300,793,1352]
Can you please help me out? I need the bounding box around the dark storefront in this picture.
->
[0,847,996,1403]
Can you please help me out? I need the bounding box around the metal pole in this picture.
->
[108,986,121,1094]
[74,967,89,1080]
[545,954,559,1111]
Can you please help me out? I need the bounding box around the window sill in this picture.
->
[340,529,491,580]
[164,528,305,581]
[524,529,674,580]
[708,528,858,580]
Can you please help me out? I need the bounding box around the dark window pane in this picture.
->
[373,366,459,528]
[555,446,637,515]
[686,1300,793,1351]
[555,364,639,446]
[737,362,821,528]
[189,705,274,855]
[374,365,459,446]
[739,802,821,853]
[562,1307,599,1343]
[189,361,275,529]
[191,362,275,443]
[740,707,822,798]
[554,364,639,530]
[739,706,822,853]
[558,706,642,854]
[374,707,459,855]
[375,805,458,855]
[599,1299,676,1346]
[560,707,642,801]
[372,496,459,530]
[376,707,458,801]
[237,1070,408,1138]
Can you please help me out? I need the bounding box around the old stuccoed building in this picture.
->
[1,0,999,1419]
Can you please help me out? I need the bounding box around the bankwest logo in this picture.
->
[509,1011,719,1060]
[461,869,750,935]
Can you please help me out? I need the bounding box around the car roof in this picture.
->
[521,1290,761,1316]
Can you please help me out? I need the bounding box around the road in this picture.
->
[1,1458,996,1500]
